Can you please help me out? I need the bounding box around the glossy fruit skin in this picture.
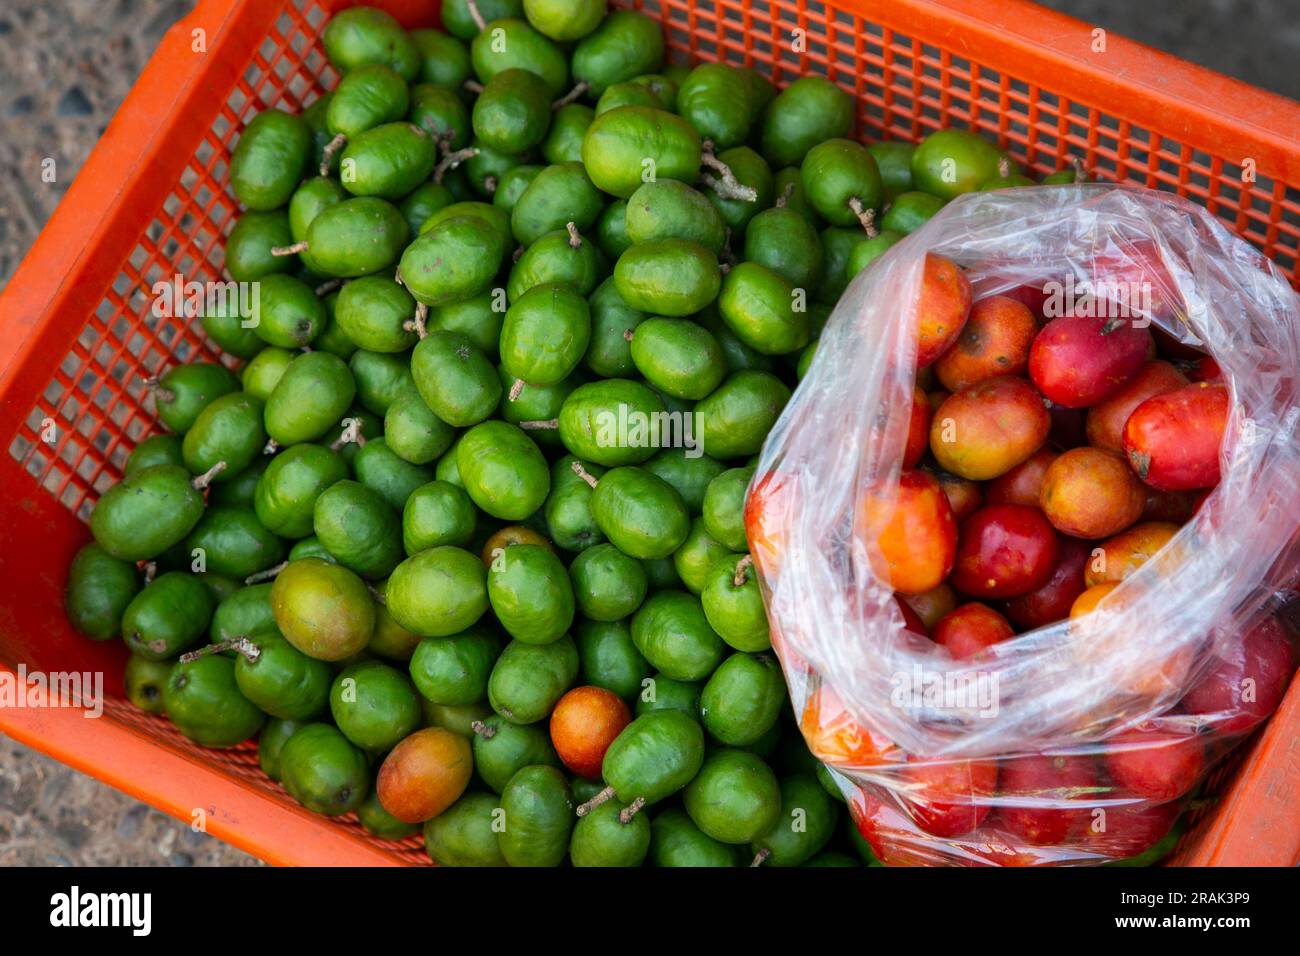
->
[985,448,1057,508]
[932,603,1014,659]
[683,748,782,844]
[632,590,726,681]
[122,572,215,661]
[800,138,882,226]
[91,465,204,562]
[126,433,185,478]
[322,6,419,78]
[1004,535,1090,630]
[329,660,422,752]
[701,554,771,653]
[930,376,1051,481]
[402,480,476,554]
[423,792,508,867]
[182,392,267,481]
[649,807,740,867]
[1104,729,1205,802]
[1085,521,1179,587]
[488,635,580,724]
[717,262,811,357]
[750,773,837,867]
[570,799,652,867]
[591,467,691,561]
[582,106,701,198]
[1028,313,1152,408]
[408,627,501,707]
[400,214,505,307]
[471,714,561,794]
[498,764,576,867]
[996,753,1099,846]
[1181,616,1296,734]
[1091,801,1181,861]
[377,727,473,823]
[910,128,1005,199]
[313,480,403,579]
[695,370,791,460]
[1085,359,1188,453]
[855,470,958,595]
[234,633,331,720]
[699,652,785,745]
[230,109,312,210]
[162,655,265,749]
[1122,383,1230,491]
[933,295,1036,392]
[901,756,998,838]
[412,330,502,428]
[257,717,303,781]
[614,239,720,317]
[65,543,141,640]
[184,506,286,579]
[387,546,488,638]
[603,709,706,806]
[702,467,753,553]
[571,9,664,96]
[124,654,172,714]
[254,444,348,539]
[457,421,550,521]
[1040,447,1145,539]
[760,76,854,168]
[913,254,972,367]
[570,544,647,622]
[550,685,632,778]
[951,504,1059,599]
[487,544,574,645]
[270,558,376,661]
[279,723,369,816]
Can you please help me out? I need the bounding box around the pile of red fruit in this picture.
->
[748,237,1298,865]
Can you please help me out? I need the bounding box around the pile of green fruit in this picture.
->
[64,0,1082,867]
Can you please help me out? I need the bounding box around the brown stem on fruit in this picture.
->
[143,376,177,404]
[618,796,646,824]
[570,460,599,489]
[470,719,496,739]
[465,0,486,31]
[566,221,582,248]
[271,241,308,257]
[576,785,616,817]
[434,146,479,184]
[314,279,343,297]
[552,82,589,110]
[403,302,429,340]
[623,328,635,342]
[368,584,387,606]
[463,79,485,95]
[518,419,558,430]
[848,198,877,236]
[245,561,287,585]
[997,156,1011,178]
[191,461,227,490]
[700,140,758,202]
[141,561,157,586]
[775,181,795,208]
[1069,156,1086,182]
[319,133,347,176]
[719,261,732,275]
[733,554,754,587]
[263,438,279,455]
[483,174,498,194]
[750,847,771,867]
[508,379,525,402]
[329,417,366,451]
[180,636,260,665]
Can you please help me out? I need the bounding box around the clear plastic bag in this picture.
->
[749,185,1300,865]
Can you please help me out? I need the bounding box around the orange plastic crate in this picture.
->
[1,0,1298,867]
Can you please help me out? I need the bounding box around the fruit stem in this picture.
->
[570,460,599,489]
[330,417,367,451]
[368,585,387,606]
[518,419,558,430]
[576,785,616,817]
[465,0,486,31]
[507,378,526,402]
[434,145,479,184]
[263,438,279,455]
[700,141,758,202]
[775,181,795,208]
[622,328,635,342]
[191,461,227,490]
[143,376,177,404]
[140,561,157,586]
[566,221,582,249]
[617,796,646,824]
[314,278,343,297]
[552,82,589,110]
[482,174,498,194]
[733,554,754,587]
[319,133,346,176]
[180,636,260,665]
[244,561,287,585]
[997,156,1011,178]
[848,198,877,236]
[403,303,429,340]
[462,79,485,95]
[1070,156,1086,182]
[271,241,308,257]
[470,719,496,739]
[750,847,771,867]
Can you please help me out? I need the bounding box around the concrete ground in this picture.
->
[0,0,1296,866]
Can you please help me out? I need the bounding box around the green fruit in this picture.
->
[471,714,561,791]
[694,370,791,459]
[801,138,882,227]
[571,799,651,867]
[701,467,752,552]
[457,421,550,520]
[576,619,652,700]
[493,164,545,213]
[473,68,552,154]
[313,480,403,579]
[543,104,594,165]
[718,261,811,356]
[349,350,415,416]
[487,544,574,644]
[412,329,503,427]
[65,543,141,640]
[760,76,853,168]
[429,290,506,357]
[368,585,422,663]
[699,652,784,745]
[270,557,376,661]
[289,177,347,244]
[470,17,569,97]
[569,544,647,622]
[510,162,603,245]
[230,109,312,210]
[636,672,701,718]
[254,443,349,538]
[599,709,705,811]
[399,180,455,235]
[706,146,773,233]
[410,626,501,705]
[698,307,776,374]
[631,590,725,681]
[595,81,663,114]
[124,654,172,714]
[463,139,526,196]
[301,197,410,278]
[848,230,903,275]
[613,239,719,316]
[226,210,295,282]
[424,792,508,866]
[241,348,294,400]
[868,141,915,200]
[323,7,420,79]
[584,278,643,378]
[500,283,591,388]
[683,748,781,844]
[327,64,411,138]
[352,437,434,510]
[200,297,264,359]
[329,659,422,751]
[443,0,523,39]
[581,106,701,199]
[743,206,824,291]
[279,722,370,815]
[624,180,727,255]
[770,166,818,222]
[880,190,945,234]
[817,225,862,304]
[403,480,477,553]
[209,583,277,644]
[702,554,771,652]
[497,368,575,449]
[184,506,286,580]
[498,765,575,867]
[677,62,764,150]
[672,518,734,595]
[628,317,725,401]
[151,362,240,434]
[265,351,356,446]
[122,571,214,661]
[258,717,307,782]
[334,275,418,353]
[590,467,690,560]
[751,774,837,866]
[408,83,471,149]
[401,214,506,306]
[595,199,631,261]
[386,546,488,637]
[643,448,726,515]
[524,0,605,40]
[506,227,605,301]
[543,455,605,551]
[423,699,493,737]
[649,807,739,867]
[487,634,579,723]
[234,632,331,720]
[163,654,265,748]
[910,128,1005,200]
[358,788,420,840]
[557,379,664,466]
[571,9,664,96]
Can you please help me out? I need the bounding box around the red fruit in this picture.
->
[951,504,1059,599]
[986,448,1057,508]
[851,790,951,867]
[1048,403,1088,449]
[930,376,1052,481]
[914,253,972,367]
[1004,536,1090,630]
[933,602,1014,659]
[550,686,632,779]
[855,469,958,595]
[1029,313,1152,408]
[1103,729,1205,801]
[903,384,932,468]
[1181,616,1296,734]
[377,727,473,824]
[1086,800,1181,859]
[997,753,1099,846]
[999,282,1049,322]
[1040,447,1146,539]
[924,463,983,522]
[933,295,1037,392]
[901,583,958,631]
[1187,355,1223,384]
[901,756,998,838]
[744,469,799,579]
[1123,383,1230,491]
[1084,359,1188,454]
[895,594,929,637]
[1087,237,1181,325]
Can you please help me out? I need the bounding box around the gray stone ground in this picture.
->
[0,0,1295,866]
